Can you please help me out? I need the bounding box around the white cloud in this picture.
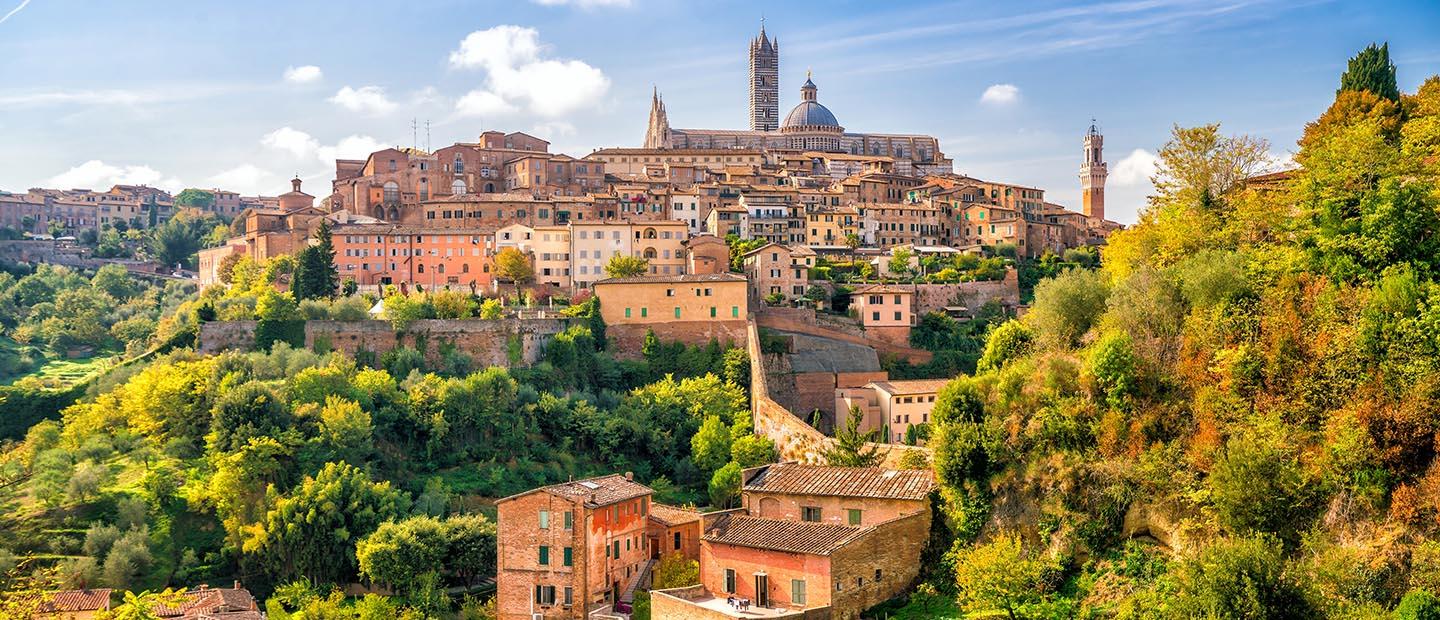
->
[329,85,396,115]
[455,90,517,117]
[261,126,321,159]
[530,0,631,7]
[1112,148,1158,186]
[48,160,181,192]
[979,83,1021,106]
[208,165,274,194]
[283,65,323,84]
[316,135,387,163]
[449,25,610,118]
[531,121,576,139]
[1263,151,1295,172]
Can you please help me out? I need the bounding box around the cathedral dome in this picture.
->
[781,100,840,130]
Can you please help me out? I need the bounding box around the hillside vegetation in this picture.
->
[910,45,1440,618]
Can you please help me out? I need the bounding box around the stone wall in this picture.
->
[650,585,827,620]
[828,510,931,616]
[907,269,1021,317]
[198,318,570,367]
[605,321,747,359]
[746,321,926,468]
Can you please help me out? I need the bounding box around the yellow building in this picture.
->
[836,379,948,444]
[805,205,860,246]
[592,273,748,326]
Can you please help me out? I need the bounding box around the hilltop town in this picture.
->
[5,12,1440,620]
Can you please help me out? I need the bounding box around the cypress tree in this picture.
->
[1338,42,1399,101]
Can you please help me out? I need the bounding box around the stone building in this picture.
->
[495,474,654,620]
[643,25,952,177]
[741,243,812,302]
[647,503,702,561]
[651,464,936,619]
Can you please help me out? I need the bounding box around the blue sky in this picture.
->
[1,0,1437,223]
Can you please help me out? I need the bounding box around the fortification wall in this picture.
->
[198,318,569,367]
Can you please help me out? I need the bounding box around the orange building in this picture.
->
[647,503,702,561]
[834,379,949,445]
[331,224,494,292]
[496,474,654,620]
[651,464,935,619]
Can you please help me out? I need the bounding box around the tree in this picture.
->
[1397,589,1440,620]
[888,247,914,277]
[148,211,221,269]
[208,382,293,453]
[652,552,699,589]
[493,247,533,283]
[174,188,215,209]
[254,289,304,350]
[729,434,777,468]
[952,534,1048,620]
[246,461,408,583]
[292,221,338,300]
[1209,430,1313,541]
[1339,42,1399,101]
[690,415,732,473]
[604,254,650,278]
[356,516,449,593]
[431,289,475,318]
[479,297,503,320]
[1171,534,1311,619]
[384,293,433,332]
[1026,267,1108,349]
[823,406,884,467]
[976,320,1031,372]
[844,232,861,249]
[708,462,742,508]
[100,589,184,620]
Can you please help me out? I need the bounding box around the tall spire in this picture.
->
[644,87,671,149]
[749,19,779,131]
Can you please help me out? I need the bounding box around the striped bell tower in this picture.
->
[749,20,779,131]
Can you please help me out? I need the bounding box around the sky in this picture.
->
[1,0,1438,224]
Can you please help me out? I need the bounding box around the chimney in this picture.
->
[624,471,634,481]
[234,580,242,590]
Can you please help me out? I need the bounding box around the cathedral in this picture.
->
[644,24,954,177]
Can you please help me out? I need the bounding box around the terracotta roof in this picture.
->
[649,503,701,526]
[869,379,950,395]
[153,586,256,617]
[742,463,935,501]
[703,513,864,555]
[38,589,112,613]
[595,273,746,285]
[503,473,652,508]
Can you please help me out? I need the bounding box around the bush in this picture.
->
[1027,268,1108,349]
[1172,534,1311,619]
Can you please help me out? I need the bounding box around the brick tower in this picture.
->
[749,21,779,131]
[1080,121,1107,221]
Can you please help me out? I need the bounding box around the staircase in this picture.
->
[619,558,657,605]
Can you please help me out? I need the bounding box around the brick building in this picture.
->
[496,474,654,620]
[834,379,949,445]
[741,243,812,303]
[652,464,936,619]
[647,503,702,561]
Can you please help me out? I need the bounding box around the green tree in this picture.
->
[208,381,293,453]
[1339,42,1399,101]
[690,415,732,474]
[1171,534,1311,619]
[356,515,449,593]
[479,297,503,320]
[729,434,777,468]
[604,254,650,278]
[708,461,742,509]
[824,405,883,467]
[1397,589,1440,620]
[952,534,1048,620]
[1027,267,1109,349]
[651,552,699,589]
[291,221,338,300]
[976,320,1031,372]
[254,289,304,350]
[246,461,408,583]
[1209,430,1313,541]
[384,293,433,332]
[173,188,215,209]
[99,589,184,620]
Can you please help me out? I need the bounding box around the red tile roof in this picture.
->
[499,473,653,508]
[742,463,935,501]
[152,586,257,617]
[650,503,701,526]
[703,513,863,555]
[38,589,112,613]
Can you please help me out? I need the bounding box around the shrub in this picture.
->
[1027,268,1108,349]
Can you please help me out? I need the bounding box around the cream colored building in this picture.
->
[568,220,689,290]
[592,273,748,326]
[851,285,914,328]
[741,243,813,302]
[835,379,948,444]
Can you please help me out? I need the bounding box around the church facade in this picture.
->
[644,25,954,177]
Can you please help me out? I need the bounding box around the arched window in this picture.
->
[387,206,400,221]
[451,179,466,196]
[484,182,495,193]
[643,247,657,259]
[462,263,470,273]
[644,228,657,239]
[417,263,425,273]
[382,181,400,204]
[418,178,429,201]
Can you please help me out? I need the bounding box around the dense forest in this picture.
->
[0,273,767,617]
[890,44,1440,618]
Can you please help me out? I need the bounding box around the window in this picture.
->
[801,506,822,522]
[673,532,682,550]
[641,307,648,318]
[894,311,902,321]
[674,307,681,318]
[872,311,880,321]
[725,569,736,594]
[711,307,717,318]
[534,585,556,605]
[875,569,883,581]
[613,540,620,558]
[563,547,573,566]
[539,510,550,529]
[625,308,632,318]
[732,306,739,318]
[564,587,573,606]
[538,545,550,565]
[848,509,863,526]
[792,579,807,605]
[563,510,573,529]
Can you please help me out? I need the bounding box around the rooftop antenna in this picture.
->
[411,118,418,150]
[425,120,432,152]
